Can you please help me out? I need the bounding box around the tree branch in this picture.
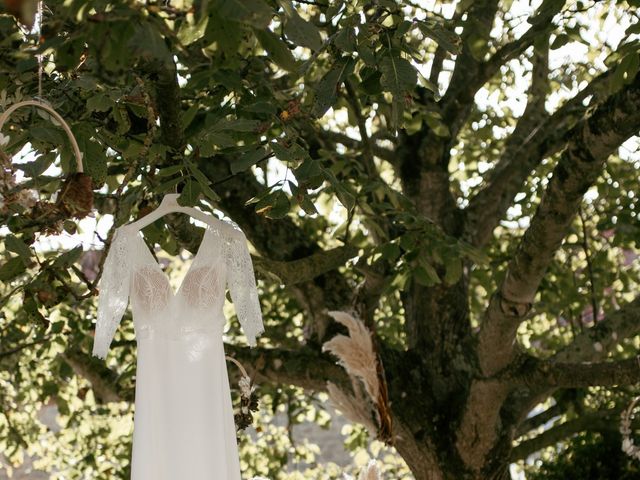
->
[61,348,131,404]
[72,343,350,404]
[464,59,616,248]
[150,61,184,152]
[518,356,640,389]
[222,343,352,393]
[516,401,564,437]
[441,0,564,141]
[483,0,565,88]
[254,245,359,285]
[438,0,499,137]
[316,128,396,163]
[510,409,617,461]
[506,297,640,448]
[477,71,640,375]
[552,296,640,363]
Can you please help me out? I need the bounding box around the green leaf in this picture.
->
[177,16,209,46]
[53,245,83,268]
[378,51,418,134]
[0,257,27,281]
[380,242,401,261]
[253,27,299,73]
[357,44,377,66]
[215,0,273,28]
[205,14,244,53]
[424,111,450,138]
[358,68,383,95]
[86,93,113,113]
[528,0,565,25]
[612,53,640,93]
[280,0,323,51]
[311,56,356,118]
[42,381,59,398]
[129,21,172,66]
[294,158,323,181]
[70,124,107,184]
[322,167,355,212]
[270,141,308,162]
[231,146,269,174]
[56,397,70,416]
[334,27,357,52]
[395,20,414,38]
[255,190,291,218]
[550,33,571,50]
[458,241,489,264]
[444,258,462,285]
[16,153,56,178]
[182,104,199,131]
[197,131,236,156]
[5,235,31,264]
[157,176,185,194]
[211,118,262,132]
[30,126,66,146]
[186,163,220,202]
[112,104,131,135]
[242,100,278,115]
[625,22,640,36]
[379,52,418,96]
[417,21,461,54]
[178,178,202,206]
[413,264,440,286]
[155,165,185,177]
[50,320,65,334]
[299,195,318,215]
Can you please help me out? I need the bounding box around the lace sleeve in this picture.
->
[225,228,265,347]
[92,226,131,360]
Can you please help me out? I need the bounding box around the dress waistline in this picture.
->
[135,323,224,341]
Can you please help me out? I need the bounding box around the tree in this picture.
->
[1,0,640,478]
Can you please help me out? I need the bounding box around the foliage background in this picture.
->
[0,0,639,478]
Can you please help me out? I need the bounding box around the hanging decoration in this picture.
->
[0,99,94,226]
[226,354,260,431]
[621,395,640,461]
[322,310,394,446]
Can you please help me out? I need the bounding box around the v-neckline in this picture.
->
[133,225,212,299]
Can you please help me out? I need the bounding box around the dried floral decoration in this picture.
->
[621,395,640,460]
[343,459,382,480]
[226,355,259,431]
[55,171,94,218]
[322,310,394,446]
[0,99,93,229]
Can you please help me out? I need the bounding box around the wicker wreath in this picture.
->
[0,99,93,222]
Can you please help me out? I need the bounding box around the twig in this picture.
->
[579,206,599,325]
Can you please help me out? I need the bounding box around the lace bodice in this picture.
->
[92,220,265,359]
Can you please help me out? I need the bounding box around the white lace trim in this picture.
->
[92,226,130,359]
[222,227,265,347]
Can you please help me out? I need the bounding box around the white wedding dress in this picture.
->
[91,219,265,480]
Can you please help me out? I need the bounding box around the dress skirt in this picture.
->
[129,320,242,480]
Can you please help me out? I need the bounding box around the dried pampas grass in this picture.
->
[326,379,377,436]
[342,459,382,480]
[322,310,380,401]
[321,310,394,445]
